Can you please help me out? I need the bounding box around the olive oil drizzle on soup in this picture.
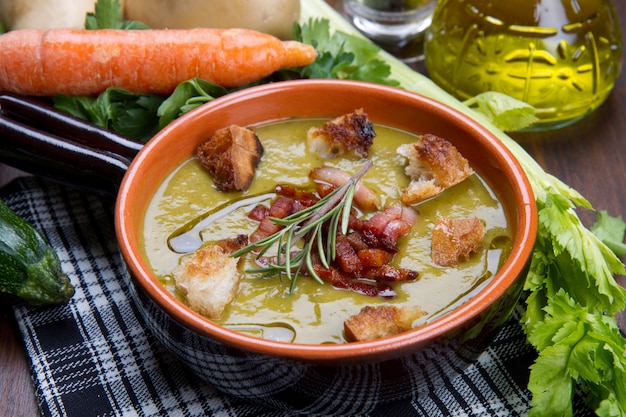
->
[142,119,512,344]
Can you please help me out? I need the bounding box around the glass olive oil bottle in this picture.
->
[424,0,622,130]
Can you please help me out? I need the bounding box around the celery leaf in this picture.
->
[528,290,626,417]
[591,211,626,257]
[464,92,539,132]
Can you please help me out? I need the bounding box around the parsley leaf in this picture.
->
[53,89,163,142]
[293,19,399,86]
[84,0,149,30]
[53,80,232,142]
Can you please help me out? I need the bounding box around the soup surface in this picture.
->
[143,119,512,344]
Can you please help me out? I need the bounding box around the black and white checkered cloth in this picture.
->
[2,177,594,417]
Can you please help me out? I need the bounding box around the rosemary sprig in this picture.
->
[231,160,373,292]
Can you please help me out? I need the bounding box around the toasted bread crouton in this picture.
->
[431,217,485,267]
[397,134,473,204]
[344,305,426,342]
[307,108,375,158]
[173,235,248,319]
[197,125,264,192]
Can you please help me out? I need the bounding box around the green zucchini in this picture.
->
[0,198,74,306]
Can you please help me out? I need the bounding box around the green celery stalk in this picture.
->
[300,2,626,417]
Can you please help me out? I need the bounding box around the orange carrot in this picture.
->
[0,28,317,96]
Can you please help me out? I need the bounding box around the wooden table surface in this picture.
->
[2,2,625,416]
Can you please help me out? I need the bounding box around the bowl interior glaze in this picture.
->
[115,79,537,363]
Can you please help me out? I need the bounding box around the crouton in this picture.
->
[173,235,248,319]
[197,125,264,192]
[344,305,426,342]
[307,108,375,158]
[431,217,485,267]
[397,134,473,204]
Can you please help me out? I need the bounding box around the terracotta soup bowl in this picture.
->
[114,79,537,414]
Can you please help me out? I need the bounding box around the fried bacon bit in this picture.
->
[357,248,393,267]
[309,166,381,211]
[249,197,294,244]
[246,181,420,298]
[335,235,361,274]
[197,124,264,192]
[359,265,418,282]
[431,216,485,267]
[397,134,473,204]
[345,231,369,251]
[310,254,396,298]
[248,205,268,222]
[307,108,376,158]
[363,204,419,253]
[275,184,320,211]
[344,305,427,342]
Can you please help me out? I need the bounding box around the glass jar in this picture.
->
[424,0,622,131]
[342,0,439,62]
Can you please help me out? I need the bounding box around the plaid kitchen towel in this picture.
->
[2,177,594,417]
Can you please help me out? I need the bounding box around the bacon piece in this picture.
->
[311,255,396,298]
[357,248,393,267]
[335,235,361,274]
[363,204,418,252]
[248,204,268,221]
[275,184,319,204]
[346,231,369,251]
[347,216,366,233]
[360,265,418,282]
[275,184,321,214]
[249,196,294,244]
[309,166,380,211]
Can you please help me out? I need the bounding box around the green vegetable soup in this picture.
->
[142,119,512,344]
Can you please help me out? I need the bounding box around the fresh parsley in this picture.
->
[84,0,148,30]
[53,89,163,142]
[292,18,399,86]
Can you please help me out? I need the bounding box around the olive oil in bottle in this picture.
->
[424,0,622,130]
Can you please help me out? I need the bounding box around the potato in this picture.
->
[0,0,112,30]
[123,0,300,39]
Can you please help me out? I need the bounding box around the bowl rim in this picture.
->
[115,79,537,362]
